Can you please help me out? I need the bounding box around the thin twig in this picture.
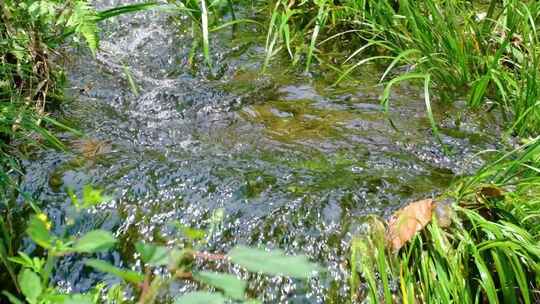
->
[193,251,228,261]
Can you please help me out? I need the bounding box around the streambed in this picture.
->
[19,1,503,302]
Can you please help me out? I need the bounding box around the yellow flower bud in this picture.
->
[37,213,52,230]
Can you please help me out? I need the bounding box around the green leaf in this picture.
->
[41,293,93,304]
[97,2,160,21]
[469,73,491,107]
[60,293,94,304]
[179,225,206,241]
[28,2,41,18]
[85,259,144,284]
[80,22,99,54]
[228,246,319,279]
[82,185,111,207]
[26,216,52,249]
[73,230,116,253]
[65,2,100,55]
[8,252,34,268]
[18,269,42,304]
[380,72,429,112]
[135,242,169,266]
[2,291,24,304]
[174,291,226,304]
[28,0,56,19]
[194,271,247,300]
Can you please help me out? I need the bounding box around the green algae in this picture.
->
[240,99,359,142]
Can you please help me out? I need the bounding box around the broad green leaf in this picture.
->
[26,216,52,249]
[28,2,41,18]
[28,1,56,19]
[73,230,116,253]
[41,293,93,304]
[60,293,94,304]
[135,242,169,266]
[85,259,143,284]
[174,291,226,304]
[194,271,246,300]
[228,246,319,279]
[18,269,42,304]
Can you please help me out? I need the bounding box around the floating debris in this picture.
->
[386,199,434,251]
[72,138,112,159]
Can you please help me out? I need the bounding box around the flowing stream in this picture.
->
[19,1,504,302]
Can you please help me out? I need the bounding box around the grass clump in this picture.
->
[351,138,540,303]
[168,0,259,67]
[159,0,540,138]
[354,0,540,137]
[0,0,156,301]
[0,0,157,191]
[249,0,540,136]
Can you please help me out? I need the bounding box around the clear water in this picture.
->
[19,1,504,302]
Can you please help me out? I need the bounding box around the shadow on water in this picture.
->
[18,0,504,302]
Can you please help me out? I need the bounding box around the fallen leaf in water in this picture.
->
[72,138,111,159]
[386,199,434,252]
[478,186,504,199]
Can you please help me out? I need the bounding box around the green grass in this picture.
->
[169,0,258,67]
[0,0,156,196]
[246,0,540,136]
[162,0,539,138]
[0,1,156,301]
[367,0,539,136]
[351,138,540,303]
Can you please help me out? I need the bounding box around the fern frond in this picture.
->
[66,1,99,55]
[79,21,99,55]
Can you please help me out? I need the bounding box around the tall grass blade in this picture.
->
[200,0,211,66]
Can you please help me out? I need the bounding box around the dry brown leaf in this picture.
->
[72,138,111,159]
[386,199,434,252]
[478,186,504,199]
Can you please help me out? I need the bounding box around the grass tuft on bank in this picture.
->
[257,0,540,136]
[351,138,540,303]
